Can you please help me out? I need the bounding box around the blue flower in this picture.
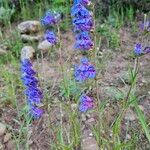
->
[79,0,91,6]
[134,43,143,55]
[44,30,57,45]
[75,39,93,50]
[41,11,60,26]
[79,94,94,112]
[139,20,150,32]
[30,105,44,119]
[21,59,43,119]
[21,75,38,86]
[75,32,93,50]
[74,57,96,82]
[71,3,91,18]
[73,17,93,31]
[144,46,150,54]
[76,31,91,40]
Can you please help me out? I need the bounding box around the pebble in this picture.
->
[21,34,42,42]
[37,40,52,53]
[0,122,6,136]
[7,140,16,150]
[21,46,35,60]
[18,21,41,34]
[82,137,99,150]
[126,134,131,140]
[124,108,136,121]
[85,118,95,124]
[3,133,12,143]
[71,103,77,111]
[81,114,86,121]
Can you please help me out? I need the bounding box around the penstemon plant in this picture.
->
[21,59,44,119]
[71,0,96,112]
[112,15,150,145]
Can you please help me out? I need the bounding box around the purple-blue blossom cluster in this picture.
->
[79,94,94,112]
[71,1,95,113]
[44,30,57,46]
[41,11,60,45]
[75,32,93,50]
[74,57,96,82]
[134,43,150,56]
[139,20,150,32]
[71,0,93,51]
[41,11,60,26]
[79,0,91,6]
[21,59,44,119]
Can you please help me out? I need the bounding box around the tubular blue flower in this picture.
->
[79,94,94,112]
[134,43,143,55]
[76,31,91,40]
[73,17,93,31]
[44,30,57,45]
[75,39,93,50]
[30,105,44,119]
[21,59,43,119]
[75,32,93,50]
[71,3,91,18]
[74,57,96,82]
[21,75,38,86]
[41,11,60,26]
[144,46,150,54]
[79,0,91,6]
[139,20,150,32]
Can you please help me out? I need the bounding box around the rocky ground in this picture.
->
[0,20,150,149]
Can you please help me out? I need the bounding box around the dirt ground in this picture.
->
[0,26,150,149]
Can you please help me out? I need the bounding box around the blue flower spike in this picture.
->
[79,94,94,112]
[21,59,44,119]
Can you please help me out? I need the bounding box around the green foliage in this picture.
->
[0,60,22,107]
[105,87,125,101]
[0,6,15,26]
[98,23,120,49]
[60,73,81,100]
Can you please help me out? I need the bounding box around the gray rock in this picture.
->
[7,140,16,150]
[21,34,42,42]
[3,133,12,143]
[0,122,6,136]
[18,21,41,34]
[37,40,52,53]
[85,118,95,125]
[21,46,35,60]
[125,108,136,121]
[82,137,99,150]
[0,48,7,55]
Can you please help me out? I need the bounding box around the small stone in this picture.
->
[71,103,77,111]
[0,122,6,136]
[18,21,41,34]
[21,46,35,60]
[81,114,86,121]
[21,34,42,42]
[3,133,11,143]
[82,137,99,150]
[89,133,93,137]
[7,140,16,150]
[124,108,136,121]
[0,48,7,55]
[86,118,95,124]
[126,134,131,140]
[37,40,52,53]
[142,78,147,83]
